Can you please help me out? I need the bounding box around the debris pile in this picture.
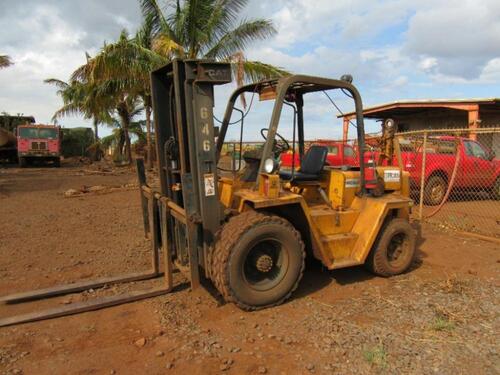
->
[64,183,137,198]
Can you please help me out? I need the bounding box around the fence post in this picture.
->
[418,131,428,221]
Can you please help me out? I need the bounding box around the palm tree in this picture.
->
[101,118,147,160]
[0,55,13,69]
[115,95,144,163]
[64,0,286,165]
[71,29,166,166]
[140,0,288,85]
[44,78,112,141]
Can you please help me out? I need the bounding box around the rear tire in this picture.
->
[19,157,27,168]
[211,211,305,310]
[54,158,61,168]
[424,175,447,205]
[366,218,416,277]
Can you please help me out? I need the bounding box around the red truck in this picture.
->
[280,137,499,205]
[397,136,500,205]
[17,124,61,167]
[280,141,357,168]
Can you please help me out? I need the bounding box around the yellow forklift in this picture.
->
[149,59,416,310]
[0,59,416,327]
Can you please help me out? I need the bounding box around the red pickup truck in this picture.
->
[280,141,357,168]
[280,137,499,205]
[397,136,500,205]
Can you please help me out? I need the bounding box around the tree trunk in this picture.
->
[124,122,132,164]
[117,101,132,165]
[93,118,99,141]
[145,105,153,170]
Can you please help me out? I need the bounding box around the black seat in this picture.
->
[280,145,328,181]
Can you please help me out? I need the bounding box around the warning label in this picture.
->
[384,170,400,182]
[345,178,359,187]
[204,173,215,196]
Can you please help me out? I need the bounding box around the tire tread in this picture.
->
[211,211,305,311]
[366,218,416,277]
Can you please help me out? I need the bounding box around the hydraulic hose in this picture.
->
[425,148,461,219]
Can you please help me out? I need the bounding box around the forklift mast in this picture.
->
[151,59,232,285]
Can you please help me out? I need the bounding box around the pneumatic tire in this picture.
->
[19,157,27,168]
[211,211,305,310]
[423,175,447,205]
[366,218,417,277]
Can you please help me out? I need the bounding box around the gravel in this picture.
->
[149,271,499,374]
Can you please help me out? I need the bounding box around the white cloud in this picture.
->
[0,5,90,124]
[269,0,413,48]
[418,57,438,72]
[405,0,500,80]
[480,58,500,82]
[0,1,140,129]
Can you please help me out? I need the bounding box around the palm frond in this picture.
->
[152,34,185,58]
[205,0,248,44]
[100,134,117,148]
[204,19,276,59]
[52,102,83,121]
[140,0,179,43]
[236,60,290,83]
[95,41,165,81]
[136,13,155,49]
[71,55,95,83]
[44,78,69,90]
[0,55,13,69]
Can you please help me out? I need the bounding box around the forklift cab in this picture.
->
[216,75,370,192]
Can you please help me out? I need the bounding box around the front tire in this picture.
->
[18,157,27,168]
[211,211,305,310]
[424,175,447,205]
[366,218,417,277]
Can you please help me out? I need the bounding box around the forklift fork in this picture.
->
[0,159,173,328]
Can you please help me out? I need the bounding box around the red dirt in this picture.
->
[0,165,498,375]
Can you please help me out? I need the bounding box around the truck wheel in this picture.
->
[490,177,500,200]
[423,175,447,205]
[54,158,61,168]
[19,157,27,168]
[366,218,416,277]
[211,211,305,310]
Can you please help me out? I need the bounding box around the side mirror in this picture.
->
[488,150,496,161]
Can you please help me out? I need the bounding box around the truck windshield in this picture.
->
[19,128,58,139]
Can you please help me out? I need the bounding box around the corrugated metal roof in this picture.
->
[339,98,500,118]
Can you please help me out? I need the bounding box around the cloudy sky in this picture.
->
[1,0,499,139]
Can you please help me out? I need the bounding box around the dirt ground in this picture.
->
[0,163,498,375]
[423,199,500,238]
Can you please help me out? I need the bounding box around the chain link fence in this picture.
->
[395,127,500,239]
[219,128,500,239]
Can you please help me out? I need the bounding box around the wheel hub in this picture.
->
[255,254,273,273]
[431,185,443,200]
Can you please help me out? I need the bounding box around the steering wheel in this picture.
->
[260,128,290,155]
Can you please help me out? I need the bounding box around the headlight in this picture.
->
[263,158,277,173]
[385,118,395,130]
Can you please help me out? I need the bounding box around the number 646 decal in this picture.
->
[200,107,208,119]
[203,140,211,151]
